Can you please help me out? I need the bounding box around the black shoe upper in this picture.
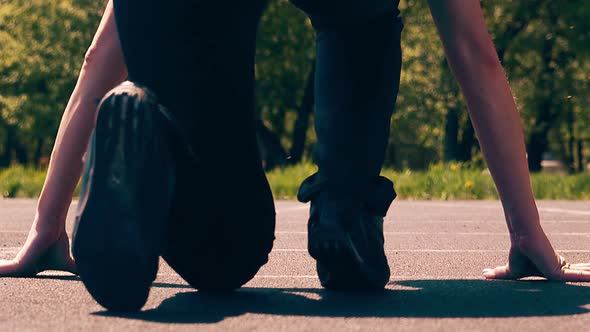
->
[298,174,395,290]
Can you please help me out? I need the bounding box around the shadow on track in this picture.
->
[96,280,590,322]
[33,275,80,281]
[30,275,189,290]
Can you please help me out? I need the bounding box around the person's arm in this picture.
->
[0,0,126,276]
[426,0,590,281]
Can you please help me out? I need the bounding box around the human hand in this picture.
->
[0,230,76,277]
[483,229,590,281]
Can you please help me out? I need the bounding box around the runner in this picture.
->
[1,0,589,314]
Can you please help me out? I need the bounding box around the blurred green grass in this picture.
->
[1,163,589,200]
[0,165,49,199]
[267,162,590,200]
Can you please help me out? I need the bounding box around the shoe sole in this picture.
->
[73,83,173,312]
[309,222,389,290]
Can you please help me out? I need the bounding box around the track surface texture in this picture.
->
[1,199,590,331]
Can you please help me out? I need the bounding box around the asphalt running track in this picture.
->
[1,199,590,331]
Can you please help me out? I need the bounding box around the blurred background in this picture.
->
[0,0,589,198]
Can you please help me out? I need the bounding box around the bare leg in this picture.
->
[427,0,590,281]
[0,0,127,276]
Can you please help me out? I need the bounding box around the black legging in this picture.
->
[114,0,274,290]
[112,0,401,289]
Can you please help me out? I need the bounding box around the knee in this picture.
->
[163,204,276,291]
[187,247,272,292]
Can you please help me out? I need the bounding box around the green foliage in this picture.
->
[392,0,590,169]
[0,0,104,164]
[0,165,47,198]
[389,0,448,168]
[256,0,315,149]
[1,0,589,172]
[265,162,317,199]
[531,171,590,200]
[266,162,589,200]
[1,163,587,200]
[383,163,499,200]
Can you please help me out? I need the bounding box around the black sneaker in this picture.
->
[72,81,175,312]
[299,175,396,290]
[307,194,390,290]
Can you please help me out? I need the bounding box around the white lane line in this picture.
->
[392,219,590,224]
[415,202,590,216]
[1,248,590,253]
[3,231,589,237]
[276,220,506,224]
[277,219,590,225]
[406,202,500,210]
[384,220,590,224]
[252,275,484,280]
[3,230,590,242]
[538,207,590,216]
[270,249,590,253]
[3,248,590,254]
[275,231,590,236]
[253,275,317,279]
[153,274,488,280]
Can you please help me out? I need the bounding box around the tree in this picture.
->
[255,0,316,169]
[0,0,104,166]
[1,0,589,172]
